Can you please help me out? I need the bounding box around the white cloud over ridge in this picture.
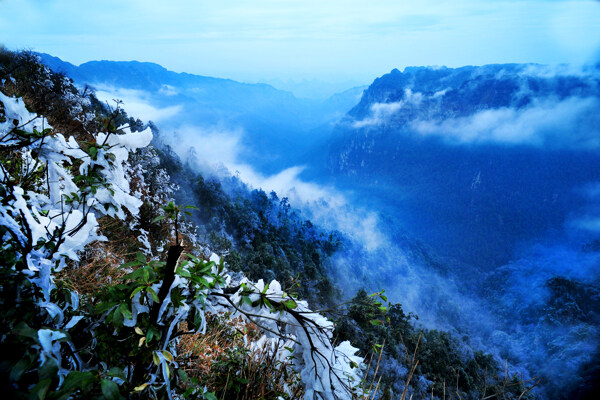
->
[411,96,600,148]
[160,121,389,252]
[352,89,424,128]
[94,86,183,123]
[353,90,600,149]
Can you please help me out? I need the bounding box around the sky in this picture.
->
[1,0,600,86]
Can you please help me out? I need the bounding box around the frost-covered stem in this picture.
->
[211,292,302,345]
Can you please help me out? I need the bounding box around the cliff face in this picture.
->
[327,63,600,268]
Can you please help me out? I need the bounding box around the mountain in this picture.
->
[327,63,600,269]
[37,53,365,174]
[3,49,546,400]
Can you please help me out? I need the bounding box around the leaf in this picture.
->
[119,260,142,269]
[130,286,143,299]
[88,146,98,160]
[134,383,149,392]
[134,326,144,336]
[14,322,37,339]
[101,379,120,400]
[148,288,160,303]
[136,252,147,264]
[107,367,126,380]
[120,303,132,320]
[241,296,253,307]
[153,352,160,366]
[282,300,297,310]
[146,328,154,343]
[151,215,167,223]
[182,205,199,210]
[30,378,52,400]
[204,392,218,400]
[162,350,174,362]
[112,308,124,327]
[96,301,118,314]
[262,297,272,310]
[9,358,30,381]
[138,337,146,347]
[39,358,59,382]
[369,319,383,326]
[176,266,191,278]
[58,371,95,398]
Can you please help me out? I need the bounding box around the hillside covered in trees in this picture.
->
[0,49,542,399]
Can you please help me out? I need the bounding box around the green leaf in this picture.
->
[120,303,132,320]
[148,288,160,303]
[101,379,120,400]
[162,350,174,362]
[14,322,37,339]
[369,319,383,326]
[204,392,218,400]
[96,301,118,314]
[57,371,95,398]
[107,367,126,380]
[136,252,147,264]
[119,260,142,269]
[130,286,143,299]
[262,297,272,310]
[282,300,297,310]
[9,358,31,381]
[88,146,98,160]
[153,352,160,366]
[39,358,58,382]
[176,266,191,278]
[112,308,124,327]
[146,328,154,343]
[151,215,167,223]
[242,296,253,307]
[30,378,51,400]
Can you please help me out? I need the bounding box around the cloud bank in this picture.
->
[412,96,600,148]
[94,86,183,123]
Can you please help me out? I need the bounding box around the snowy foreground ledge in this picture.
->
[0,91,363,399]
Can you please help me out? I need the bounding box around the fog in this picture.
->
[90,61,600,398]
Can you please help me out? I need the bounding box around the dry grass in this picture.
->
[56,240,131,295]
[176,315,303,400]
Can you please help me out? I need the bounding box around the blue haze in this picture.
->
[40,55,600,398]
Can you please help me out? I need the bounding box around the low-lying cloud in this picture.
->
[161,123,389,252]
[94,86,183,123]
[411,96,600,148]
[352,89,424,128]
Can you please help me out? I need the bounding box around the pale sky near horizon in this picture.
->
[1,0,599,86]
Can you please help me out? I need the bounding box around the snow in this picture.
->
[2,88,363,399]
